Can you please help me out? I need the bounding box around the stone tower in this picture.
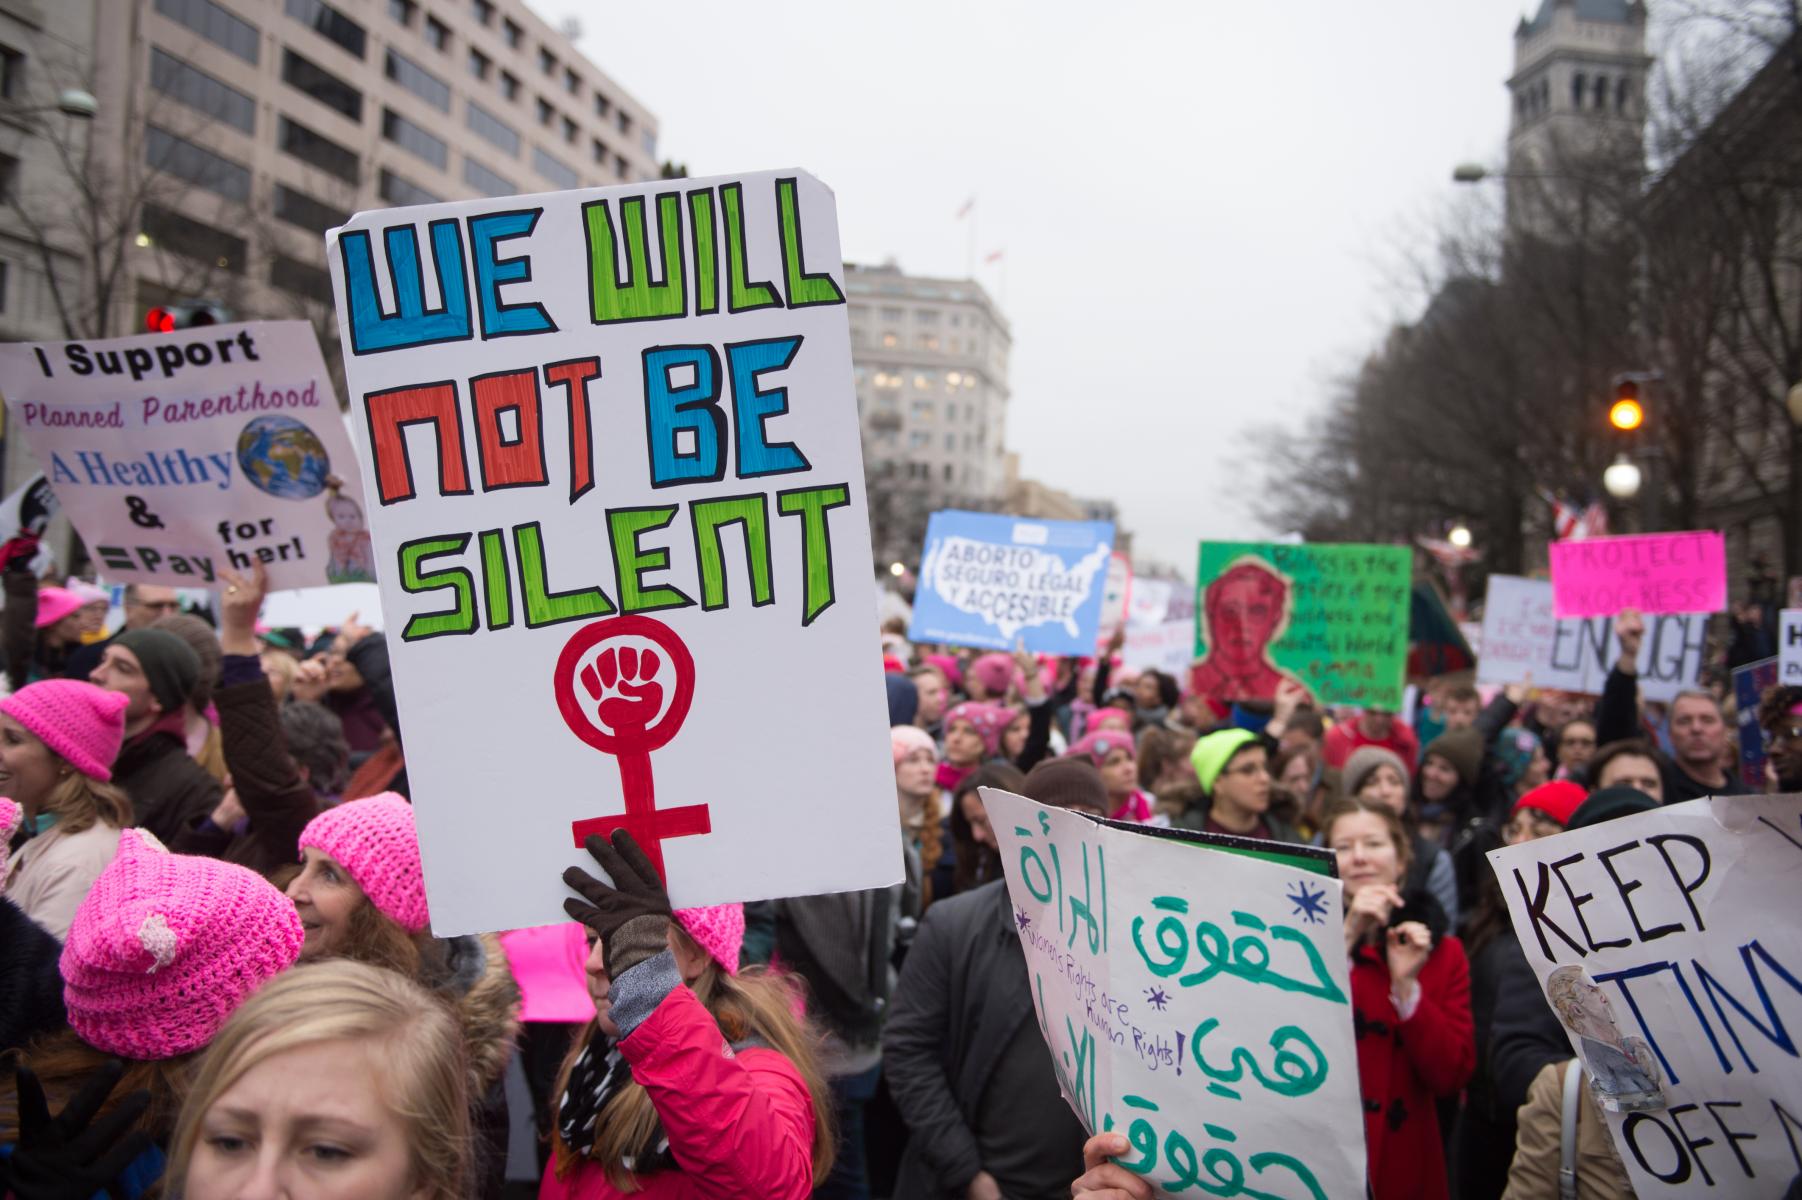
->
[1505,0,1651,237]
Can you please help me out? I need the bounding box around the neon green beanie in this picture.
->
[1191,728,1259,795]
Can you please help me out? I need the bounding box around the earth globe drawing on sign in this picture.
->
[236,415,331,499]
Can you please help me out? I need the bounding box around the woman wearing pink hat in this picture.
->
[286,791,522,1191]
[0,829,304,1195]
[1064,729,1158,824]
[1,577,91,689]
[545,829,833,1198]
[0,679,132,940]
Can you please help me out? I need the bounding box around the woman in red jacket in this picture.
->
[1323,797,1475,1200]
[543,829,834,1199]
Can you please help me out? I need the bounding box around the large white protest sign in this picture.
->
[985,788,1366,1198]
[327,170,900,934]
[1122,619,1194,677]
[1127,577,1175,630]
[910,510,1116,653]
[1780,610,1802,685]
[0,322,370,591]
[1488,794,1802,1198]
[1477,574,1706,702]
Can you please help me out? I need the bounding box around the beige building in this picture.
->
[0,0,660,490]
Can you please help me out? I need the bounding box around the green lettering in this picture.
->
[777,483,849,625]
[608,506,694,613]
[397,534,475,641]
[687,188,718,316]
[690,494,773,611]
[584,192,686,323]
[777,177,844,308]
[478,527,512,630]
[514,522,613,627]
[721,182,780,313]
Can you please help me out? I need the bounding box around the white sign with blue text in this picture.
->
[984,787,1367,1198]
[910,510,1114,653]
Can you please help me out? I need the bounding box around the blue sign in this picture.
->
[1733,656,1777,789]
[908,510,1116,654]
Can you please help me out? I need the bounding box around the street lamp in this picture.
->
[1448,523,1472,549]
[56,89,97,119]
[888,561,905,577]
[1603,454,1643,500]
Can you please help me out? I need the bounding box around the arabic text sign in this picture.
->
[1549,531,1727,619]
[1475,576,1705,702]
[1488,795,1802,1199]
[326,169,900,934]
[985,789,1365,1199]
[910,510,1115,653]
[1193,542,1410,707]
[0,322,369,590]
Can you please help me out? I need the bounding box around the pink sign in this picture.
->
[1548,531,1727,619]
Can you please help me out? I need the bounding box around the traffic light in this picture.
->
[1608,378,1644,432]
[144,302,230,333]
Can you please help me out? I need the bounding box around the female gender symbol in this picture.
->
[552,615,706,881]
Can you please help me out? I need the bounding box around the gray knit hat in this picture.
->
[114,628,201,715]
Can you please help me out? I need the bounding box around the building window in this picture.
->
[285,0,366,59]
[0,261,9,312]
[278,115,360,183]
[145,125,251,202]
[532,145,577,189]
[590,137,609,164]
[561,115,577,144]
[388,0,415,25]
[0,46,22,100]
[499,71,519,100]
[281,49,362,121]
[271,253,332,301]
[1617,76,1630,113]
[1593,75,1608,109]
[272,183,350,233]
[614,153,628,179]
[462,156,515,197]
[385,48,450,112]
[538,47,555,75]
[502,18,521,48]
[592,92,610,118]
[381,107,446,170]
[424,15,449,51]
[564,67,580,95]
[141,204,246,272]
[379,167,442,206]
[617,110,631,136]
[154,0,259,65]
[881,332,897,348]
[535,97,553,126]
[0,153,18,201]
[642,130,656,158]
[1572,72,1586,109]
[470,0,493,25]
[466,100,519,155]
[151,48,255,133]
[880,306,903,322]
[909,433,929,450]
[468,48,490,80]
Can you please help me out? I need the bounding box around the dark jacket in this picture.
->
[170,661,317,875]
[0,895,65,1052]
[115,728,222,845]
[1488,934,1574,1124]
[882,880,1083,1198]
[1594,665,1750,802]
[765,887,895,1063]
[1455,929,1531,1200]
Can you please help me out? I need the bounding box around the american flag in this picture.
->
[1543,490,1608,540]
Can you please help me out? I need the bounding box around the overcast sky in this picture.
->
[538,1,1542,577]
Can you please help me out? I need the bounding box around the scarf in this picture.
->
[556,1037,675,1173]
[935,760,975,793]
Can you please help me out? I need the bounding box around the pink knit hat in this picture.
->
[64,579,111,608]
[0,680,128,781]
[33,586,84,629]
[1067,730,1136,766]
[944,701,1008,757]
[923,653,963,691]
[891,724,937,765]
[675,904,743,976]
[969,652,1018,699]
[60,830,304,1060]
[0,797,19,877]
[297,793,429,934]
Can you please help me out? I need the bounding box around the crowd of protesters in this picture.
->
[0,518,1796,1200]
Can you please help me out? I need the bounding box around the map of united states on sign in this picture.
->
[909,511,1116,653]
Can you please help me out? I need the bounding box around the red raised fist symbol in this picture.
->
[583,644,665,733]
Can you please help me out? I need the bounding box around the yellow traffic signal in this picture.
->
[1609,381,1643,431]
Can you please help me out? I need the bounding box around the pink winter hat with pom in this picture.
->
[675,904,744,976]
[297,793,429,934]
[32,586,84,629]
[60,830,304,1060]
[1,679,129,781]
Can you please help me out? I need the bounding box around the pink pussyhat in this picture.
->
[297,793,429,934]
[675,904,744,976]
[60,830,304,1060]
[0,797,20,877]
[33,586,84,629]
[0,680,129,782]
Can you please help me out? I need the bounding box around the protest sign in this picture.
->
[0,322,370,591]
[0,473,58,574]
[985,788,1365,1197]
[1732,657,1777,789]
[1193,541,1410,707]
[259,582,384,633]
[1121,619,1194,678]
[910,510,1115,654]
[1476,575,1706,702]
[1099,550,1133,642]
[1128,577,1175,630]
[1549,531,1726,619]
[1781,610,1802,685]
[1487,794,1802,1198]
[326,169,900,933]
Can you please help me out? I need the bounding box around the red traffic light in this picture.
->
[145,307,175,334]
